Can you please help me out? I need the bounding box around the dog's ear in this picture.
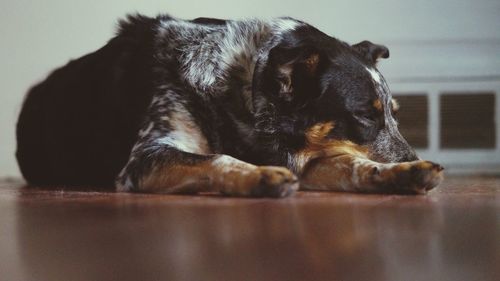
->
[267,45,323,102]
[352,40,389,64]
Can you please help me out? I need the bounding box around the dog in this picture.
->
[16,14,444,197]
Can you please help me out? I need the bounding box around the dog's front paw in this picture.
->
[408,161,444,193]
[374,160,444,194]
[250,166,299,198]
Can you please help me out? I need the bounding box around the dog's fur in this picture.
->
[16,14,443,197]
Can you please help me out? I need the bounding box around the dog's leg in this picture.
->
[299,155,444,194]
[115,105,298,197]
[113,85,298,197]
[116,148,298,197]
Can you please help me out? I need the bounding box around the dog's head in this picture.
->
[253,22,418,163]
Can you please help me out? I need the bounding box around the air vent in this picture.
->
[393,94,428,148]
[440,92,496,149]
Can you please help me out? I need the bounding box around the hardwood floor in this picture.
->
[0,176,499,281]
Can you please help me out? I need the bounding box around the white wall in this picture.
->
[1,0,499,177]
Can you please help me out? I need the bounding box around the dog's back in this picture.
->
[16,15,159,187]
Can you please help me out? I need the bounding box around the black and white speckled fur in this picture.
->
[16,14,443,196]
[114,15,309,191]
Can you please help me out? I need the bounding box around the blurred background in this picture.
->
[0,0,499,178]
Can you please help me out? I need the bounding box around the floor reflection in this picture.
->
[9,180,500,281]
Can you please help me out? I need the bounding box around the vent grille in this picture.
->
[390,81,499,173]
[440,93,496,149]
[393,94,428,148]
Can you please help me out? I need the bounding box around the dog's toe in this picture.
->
[406,161,444,194]
[374,160,444,195]
[251,166,299,198]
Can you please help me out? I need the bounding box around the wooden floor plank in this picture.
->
[1,176,499,281]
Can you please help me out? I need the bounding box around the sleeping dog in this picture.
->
[16,14,444,197]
